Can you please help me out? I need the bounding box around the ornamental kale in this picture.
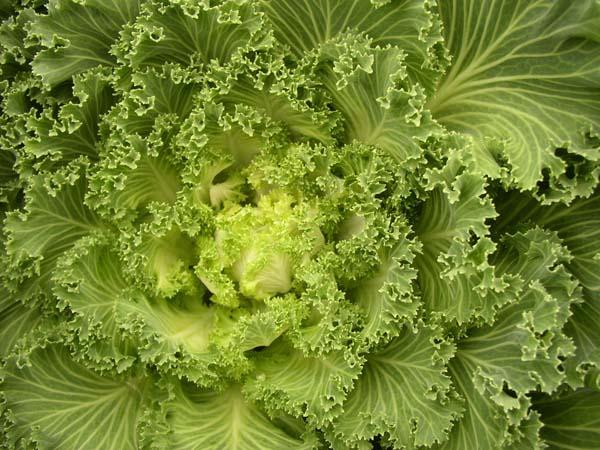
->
[0,1,599,449]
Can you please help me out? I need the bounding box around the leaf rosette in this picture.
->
[0,0,599,449]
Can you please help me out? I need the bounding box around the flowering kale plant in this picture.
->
[0,1,599,449]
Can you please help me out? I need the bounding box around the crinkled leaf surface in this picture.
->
[534,388,600,450]
[430,0,600,190]
[1,344,150,450]
[30,0,141,87]
[333,325,462,448]
[495,191,600,385]
[5,169,103,300]
[0,0,598,448]
[159,382,315,450]
[244,338,362,426]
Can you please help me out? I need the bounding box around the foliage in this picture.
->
[1,1,599,449]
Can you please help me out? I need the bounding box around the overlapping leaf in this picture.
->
[1,344,151,450]
[244,338,362,427]
[440,228,577,449]
[495,191,600,386]
[260,0,443,92]
[30,0,141,87]
[534,388,600,450]
[430,0,600,193]
[155,382,316,450]
[333,324,462,448]
[5,167,103,301]
[0,0,598,448]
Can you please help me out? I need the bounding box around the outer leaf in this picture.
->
[436,356,529,450]
[5,168,103,300]
[88,134,181,219]
[0,148,18,215]
[317,43,438,166]
[495,192,600,299]
[443,329,563,449]
[213,76,335,144]
[289,259,361,356]
[0,1,17,20]
[535,388,600,450]
[53,236,217,371]
[505,411,545,450]
[0,144,16,172]
[430,0,600,191]
[439,228,576,449]
[52,235,141,367]
[123,1,265,68]
[333,324,462,448]
[1,344,150,450]
[24,69,115,165]
[0,148,17,188]
[129,65,199,118]
[415,168,503,324]
[244,338,362,427]
[0,292,43,359]
[495,192,600,384]
[260,0,443,91]
[160,382,315,450]
[454,286,566,396]
[30,0,140,87]
[350,238,419,347]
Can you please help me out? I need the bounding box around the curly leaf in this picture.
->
[158,382,315,450]
[430,0,600,192]
[333,324,462,448]
[1,344,151,450]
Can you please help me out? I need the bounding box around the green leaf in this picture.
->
[436,356,529,450]
[535,388,600,450]
[30,0,141,87]
[566,298,600,386]
[0,148,18,214]
[1,344,150,450]
[129,65,199,117]
[235,294,308,352]
[455,285,567,398]
[495,192,600,384]
[430,0,600,191]
[0,1,17,20]
[317,42,438,166]
[0,5,35,73]
[0,293,43,359]
[123,1,264,68]
[88,134,181,218]
[495,192,600,298]
[0,148,17,190]
[52,235,141,367]
[504,411,545,450]
[439,228,577,449]
[24,69,116,165]
[333,324,462,448]
[289,258,361,356]
[159,382,315,450]
[0,210,42,360]
[244,338,362,427]
[117,212,199,298]
[350,238,419,347]
[415,169,503,324]
[214,76,335,144]
[260,0,443,91]
[5,167,103,300]
[460,228,575,396]
[54,236,217,369]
